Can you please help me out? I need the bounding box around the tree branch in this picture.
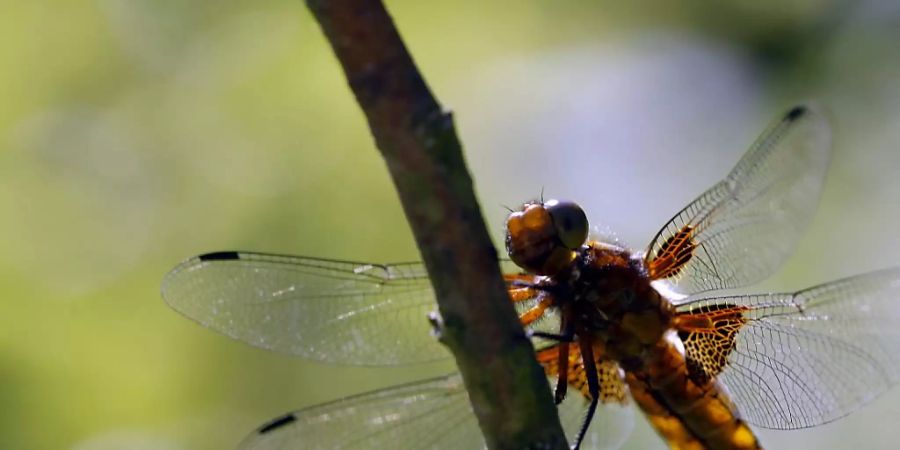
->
[305,1,568,448]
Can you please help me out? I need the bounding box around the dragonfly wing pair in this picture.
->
[162,253,627,449]
[644,106,900,429]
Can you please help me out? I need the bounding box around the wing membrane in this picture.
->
[675,268,900,429]
[238,374,482,450]
[162,252,534,366]
[239,367,632,449]
[162,252,447,365]
[646,105,832,295]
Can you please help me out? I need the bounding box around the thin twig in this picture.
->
[305,1,569,448]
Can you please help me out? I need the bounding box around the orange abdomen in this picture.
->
[627,339,761,450]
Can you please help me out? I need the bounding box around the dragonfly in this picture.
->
[162,105,900,449]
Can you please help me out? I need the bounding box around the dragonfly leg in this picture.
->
[551,309,574,404]
[552,349,570,405]
[518,296,554,326]
[509,287,539,302]
[572,336,599,450]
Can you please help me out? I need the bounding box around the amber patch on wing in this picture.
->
[648,225,696,280]
[673,304,749,384]
[536,343,628,404]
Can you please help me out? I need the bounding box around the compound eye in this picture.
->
[545,200,588,250]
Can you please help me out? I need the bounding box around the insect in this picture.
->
[162,105,900,449]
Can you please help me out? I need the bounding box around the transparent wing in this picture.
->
[675,268,900,429]
[162,251,445,365]
[646,105,832,295]
[239,371,632,450]
[238,374,482,450]
[162,252,531,366]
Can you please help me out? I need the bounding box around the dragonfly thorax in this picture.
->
[564,241,675,363]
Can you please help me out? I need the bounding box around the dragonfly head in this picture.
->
[505,199,589,276]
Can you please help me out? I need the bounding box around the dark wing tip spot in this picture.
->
[198,251,241,261]
[258,413,297,434]
[785,105,807,121]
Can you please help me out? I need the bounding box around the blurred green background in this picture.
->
[2,0,900,449]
